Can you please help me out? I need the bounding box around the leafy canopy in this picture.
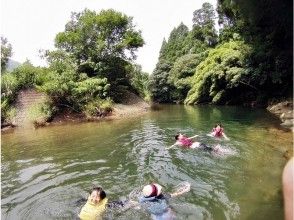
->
[54,9,144,78]
[185,40,252,105]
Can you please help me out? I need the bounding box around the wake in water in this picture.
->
[211,144,238,157]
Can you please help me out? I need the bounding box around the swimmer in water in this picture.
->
[139,183,190,220]
[209,123,230,140]
[78,187,132,220]
[79,187,108,220]
[168,133,219,153]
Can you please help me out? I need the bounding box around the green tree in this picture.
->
[54,9,144,82]
[169,53,207,102]
[185,40,252,105]
[39,50,110,111]
[217,0,293,99]
[1,37,12,72]
[191,2,218,49]
[160,23,190,62]
[151,2,219,103]
[127,64,151,101]
[150,61,174,103]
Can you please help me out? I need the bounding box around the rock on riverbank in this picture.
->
[267,101,293,131]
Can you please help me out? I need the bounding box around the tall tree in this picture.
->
[160,23,190,62]
[54,9,144,82]
[191,2,218,48]
[150,61,174,103]
[217,0,293,98]
[1,37,12,72]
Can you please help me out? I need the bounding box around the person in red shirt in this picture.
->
[210,123,229,140]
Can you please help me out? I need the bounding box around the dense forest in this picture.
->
[151,0,293,105]
[1,0,293,126]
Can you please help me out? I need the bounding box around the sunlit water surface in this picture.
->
[2,105,293,220]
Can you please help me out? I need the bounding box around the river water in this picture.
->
[1,105,293,220]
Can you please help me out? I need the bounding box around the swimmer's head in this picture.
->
[89,187,106,204]
[175,133,184,140]
[142,183,162,197]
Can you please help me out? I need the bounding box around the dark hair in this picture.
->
[175,134,180,140]
[215,123,222,128]
[91,187,106,200]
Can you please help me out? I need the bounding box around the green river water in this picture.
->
[1,105,293,220]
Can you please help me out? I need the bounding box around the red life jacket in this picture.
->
[213,127,223,137]
[179,137,193,147]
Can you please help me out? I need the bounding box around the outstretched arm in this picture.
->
[222,133,230,140]
[188,134,199,140]
[166,142,180,149]
[120,200,140,211]
[170,183,191,198]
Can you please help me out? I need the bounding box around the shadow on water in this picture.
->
[1,105,292,220]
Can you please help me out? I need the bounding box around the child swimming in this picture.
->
[210,123,230,140]
[79,187,108,220]
[78,187,130,220]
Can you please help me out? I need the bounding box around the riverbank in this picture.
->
[51,92,150,124]
[1,91,150,132]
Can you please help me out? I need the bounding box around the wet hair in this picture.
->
[215,123,222,128]
[91,187,106,200]
[175,133,180,140]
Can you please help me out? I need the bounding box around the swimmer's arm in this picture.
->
[170,188,190,198]
[188,135,199,139]
[222,133,230,140]
[166,142,180,149]
[170,191,183,198]
[169,183,191,198]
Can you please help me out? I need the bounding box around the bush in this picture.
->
[83,98,113,118]
[1,98,16,125]
[27,101,56,127]
[1,72,19,102]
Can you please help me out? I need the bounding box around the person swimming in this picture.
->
[139,183,190,220]
[79,187,108,220]
[172,133,215,152]
[78,187,131,220]
[210,123,229,140]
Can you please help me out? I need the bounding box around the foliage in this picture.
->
[150,61,175,103]
[127,64,151,101]
[37,69,110,111]
[83,98,113,118]
[54,9,144,84]
[1,37,12,72]
[151,2,218,103]
[1,98,16,125]
[169,53,208,102]
[1,71,19,102]
[1,61,49,123]
[217,0,293,98]
[151,0,292,104]
[191,2,218,48]
[159,23,190,62]
[27,101,56,126]
[11,60,47,88]
[185,40,252,105]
